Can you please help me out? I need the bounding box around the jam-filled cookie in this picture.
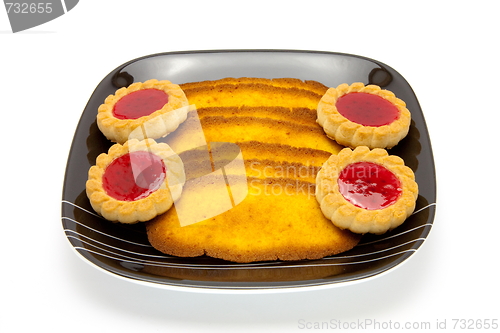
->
[316,146,418,234]
[86,138,185,224]
[97,79,189,144]
[317,83,411,149]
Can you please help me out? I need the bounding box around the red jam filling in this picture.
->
[338,162,402,210]
[103,151,166,201]
[112,89,169,120]
[336,92,400,126]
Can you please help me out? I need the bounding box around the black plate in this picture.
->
[62,50,436,292]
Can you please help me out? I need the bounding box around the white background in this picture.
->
[1,1,499,332]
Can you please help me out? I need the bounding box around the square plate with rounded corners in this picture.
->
[62,50,436,293]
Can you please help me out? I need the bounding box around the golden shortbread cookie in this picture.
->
[147,174,361,263]
[86,138,185,224]
[316,146,418,234]
[97,79,189,144]
[317,82,411,149]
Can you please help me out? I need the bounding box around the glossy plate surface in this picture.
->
[62,50,436,292]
